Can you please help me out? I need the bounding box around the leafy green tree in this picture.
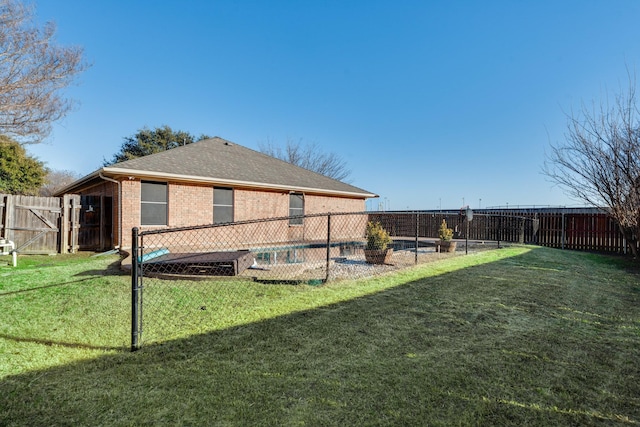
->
[104,125,211,165]
[0,135,47,194]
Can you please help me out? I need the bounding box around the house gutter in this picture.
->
[99,172,122,249]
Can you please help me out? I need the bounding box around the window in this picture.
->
[141,181,167,225]
[213,187,234,224]
[289,193,304,225]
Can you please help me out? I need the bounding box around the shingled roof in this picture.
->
[60,137,376,198]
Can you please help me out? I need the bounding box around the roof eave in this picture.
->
[101,167,378,199]
[53,170,103,196]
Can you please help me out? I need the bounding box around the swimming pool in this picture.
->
[250,239,432,265]
[252,241,365,265]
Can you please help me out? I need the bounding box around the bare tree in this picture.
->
[0,0,88,143]
[544,77,640,257]
[258,138,352,182]
[39,168,82,196]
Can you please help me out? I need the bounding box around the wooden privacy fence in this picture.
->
[477,209,627,253]
[370,212,528,244]
[0,198,630,256]
[371,208,629,254]
[0,194,81,254]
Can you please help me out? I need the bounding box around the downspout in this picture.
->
[99,173,122,249]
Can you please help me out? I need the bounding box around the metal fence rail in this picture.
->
[131,211,532,350]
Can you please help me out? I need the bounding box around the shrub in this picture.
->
[438,219,453,241]
[365,221,392,250]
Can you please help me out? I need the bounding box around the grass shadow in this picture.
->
[73,259,128,277]
[0,333,126,352]
[0,277,96,296]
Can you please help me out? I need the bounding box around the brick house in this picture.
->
[55,137,377,251]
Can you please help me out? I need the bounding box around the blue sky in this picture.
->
[27,0,640,210]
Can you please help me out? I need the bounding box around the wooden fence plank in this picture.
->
[0,194,79,254]
[4,195,15,242]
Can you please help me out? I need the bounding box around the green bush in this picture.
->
[366,221,392,250]
[438,219,453,241]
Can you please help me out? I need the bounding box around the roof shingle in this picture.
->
[102,137,375,197]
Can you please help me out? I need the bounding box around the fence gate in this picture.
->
[0,194,80,254]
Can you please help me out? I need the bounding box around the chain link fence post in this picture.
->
[131,227,142,352]
[325,213,331,283]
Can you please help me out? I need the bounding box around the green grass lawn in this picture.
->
[1,246,639,425]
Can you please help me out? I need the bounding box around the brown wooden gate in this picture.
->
[0,194,80,254]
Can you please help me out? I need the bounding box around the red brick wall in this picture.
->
[78,178,368,250]
[235,188,288,221]
[305,194,365,214]
[169,182,214,226]
[234,190,365,221]
[121,179,139,248]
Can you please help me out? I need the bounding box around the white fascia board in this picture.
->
[102,167,378,199]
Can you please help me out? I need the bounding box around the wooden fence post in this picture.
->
[518,218,525,244]
[415,212,419,264]
[561,211,566,250]
[61,195,70,253]
[71,195,80,253]
[4,195,15,242]
[0,195,6,238]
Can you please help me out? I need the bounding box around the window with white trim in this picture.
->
[213,187,234,224]
[289,193,304,225]
[141,181,167,225]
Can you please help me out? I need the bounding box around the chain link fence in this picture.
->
[131,211,534,349]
